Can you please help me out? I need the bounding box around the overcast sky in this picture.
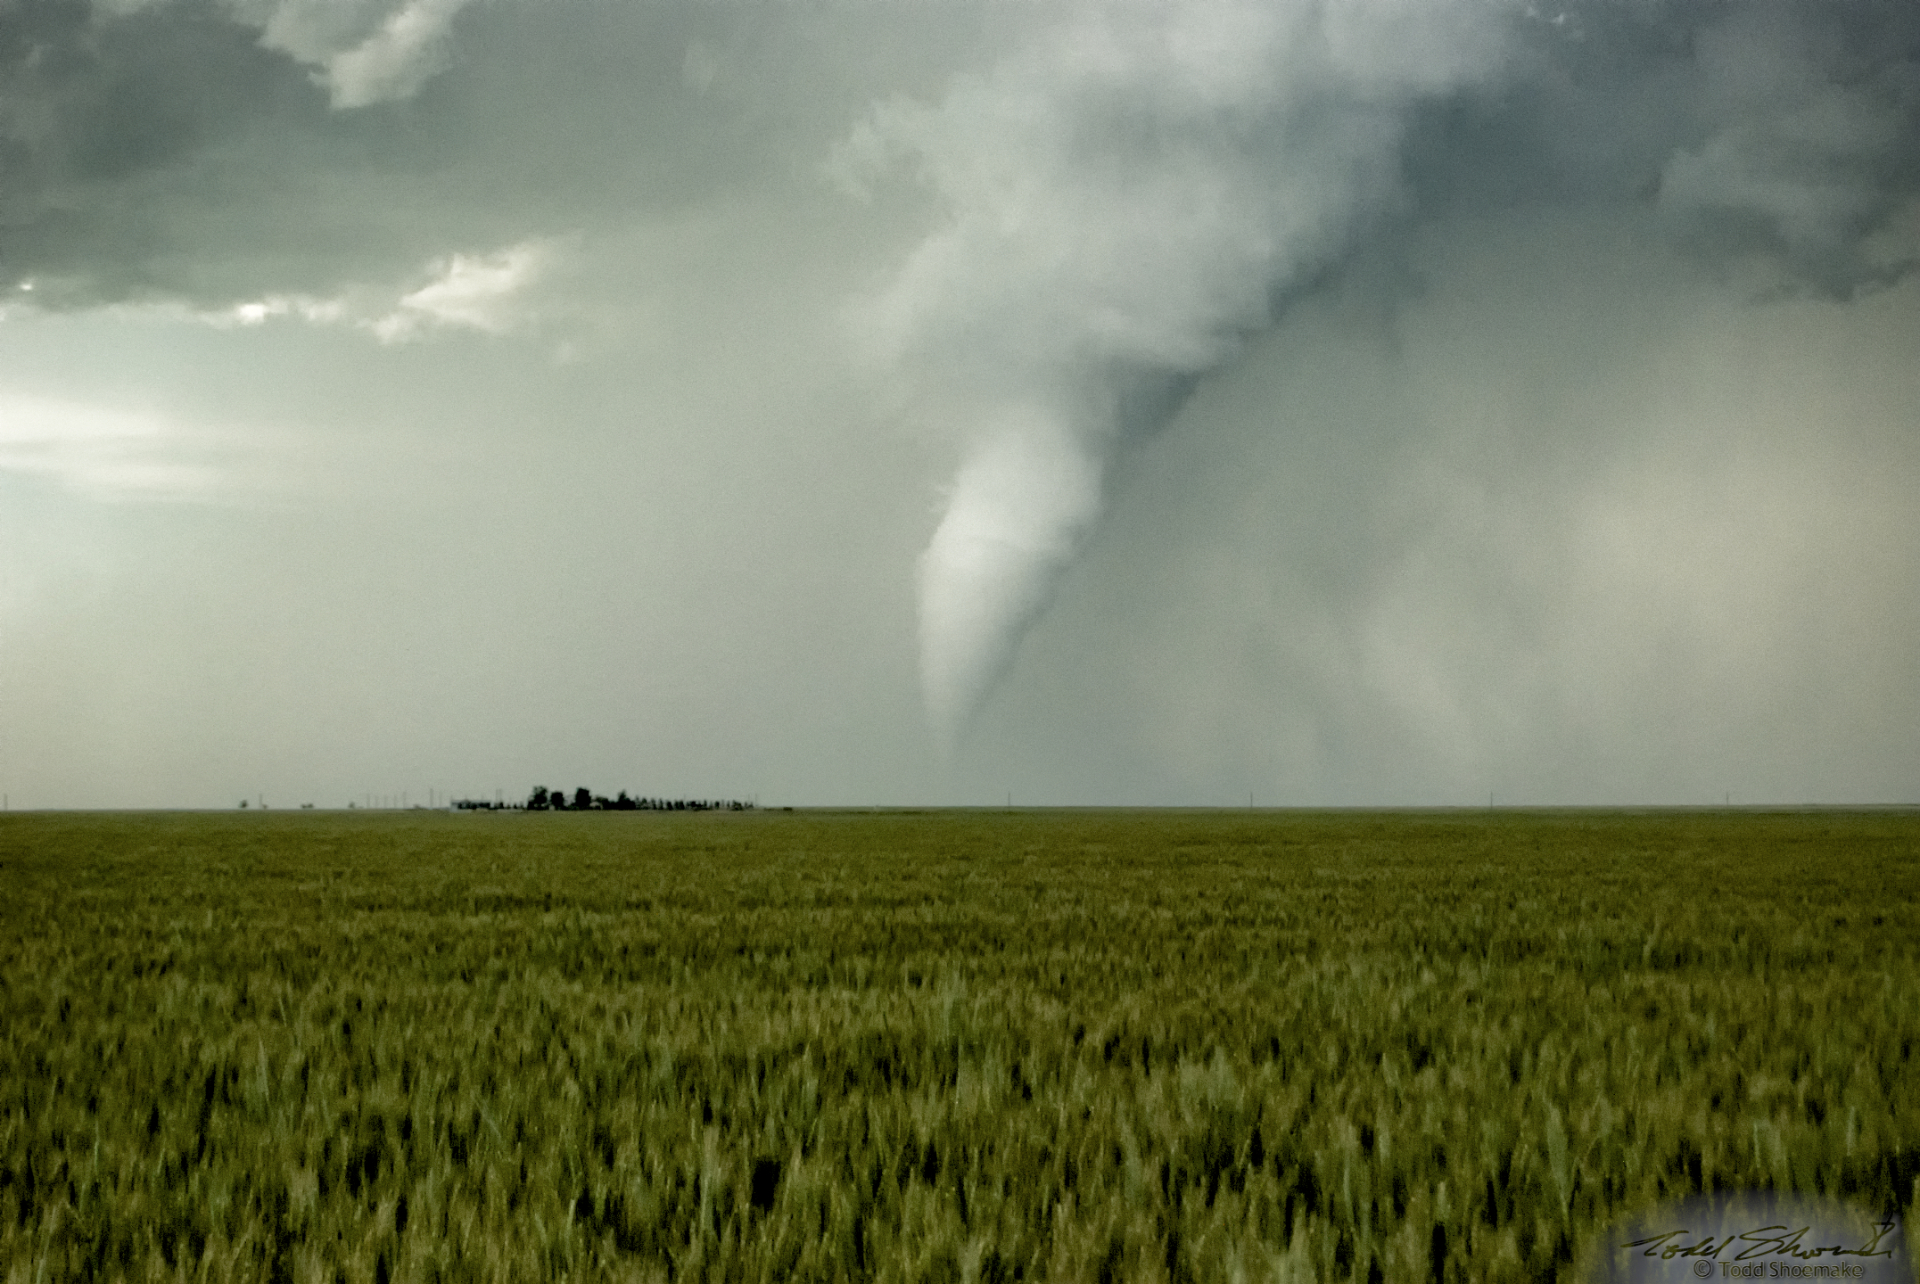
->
[2,0,1916,808]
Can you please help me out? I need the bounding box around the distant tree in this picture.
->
[614,790,634,810]
[573,786,593,811]
[529,786,550,811]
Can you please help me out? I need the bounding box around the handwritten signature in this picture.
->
[1625,1220,1898,1263]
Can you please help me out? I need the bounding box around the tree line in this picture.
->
[452,788,754,812]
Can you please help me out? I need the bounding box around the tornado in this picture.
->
[848,0,1920,741]
[852,0,1513,739]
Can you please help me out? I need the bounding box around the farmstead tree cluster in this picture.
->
[452,790,755,813]
[1,809,1916,1282]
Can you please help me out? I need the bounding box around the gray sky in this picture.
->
[2,0,1916,808]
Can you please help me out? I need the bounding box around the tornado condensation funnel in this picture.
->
[918,414,1106,745]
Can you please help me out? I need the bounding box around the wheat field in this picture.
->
[1,808,1915,1282]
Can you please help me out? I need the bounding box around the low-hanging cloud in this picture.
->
[845,0,1920,741]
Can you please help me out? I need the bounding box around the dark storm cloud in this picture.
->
[1402,0,1920,297]
[0,1,807,305]
[1,0,331,300]
[0,0,1030,309]
[1654,0,1920,297]
[5,0,1912,311]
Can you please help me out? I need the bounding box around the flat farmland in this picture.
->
[1,809,1916,1283]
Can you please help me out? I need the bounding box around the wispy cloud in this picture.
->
[370,241,554,342]
[209,239,559,343]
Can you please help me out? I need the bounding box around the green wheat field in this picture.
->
[2,808,1916,1283]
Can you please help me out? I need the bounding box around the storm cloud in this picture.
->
[0,0,1915,806]
[838,0,1920,737]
